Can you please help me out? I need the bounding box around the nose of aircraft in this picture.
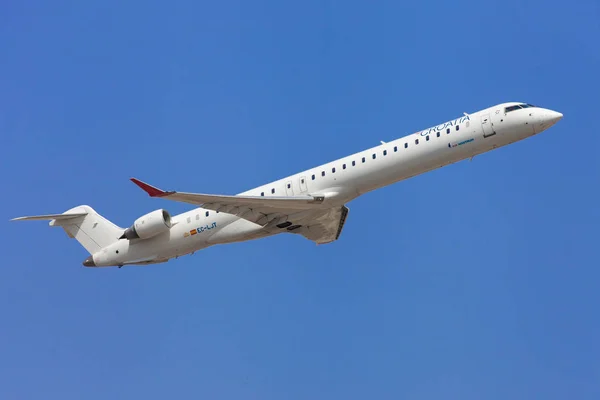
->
[535,109,563,133]
[546,110,563,124]
[82,255,96,267]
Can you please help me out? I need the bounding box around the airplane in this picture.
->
[11,102,562,268]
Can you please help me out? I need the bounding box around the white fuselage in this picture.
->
[93,102,562,267]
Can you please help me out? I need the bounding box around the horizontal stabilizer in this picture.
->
[11,213,87,222]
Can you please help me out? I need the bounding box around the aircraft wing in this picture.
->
[131,178,324,208]
[131,178,348,245]
[130,177,326,226]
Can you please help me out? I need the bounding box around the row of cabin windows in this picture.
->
[186,210,215,223]
[257,124,465,196]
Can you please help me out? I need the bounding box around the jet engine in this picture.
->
[120,209,172,240]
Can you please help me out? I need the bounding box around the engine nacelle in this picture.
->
[120,209,172,240]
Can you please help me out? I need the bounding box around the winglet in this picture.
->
[130,178,173,197]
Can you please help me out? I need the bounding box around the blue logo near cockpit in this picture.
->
[418,115,470,136]
[448,138,474,148]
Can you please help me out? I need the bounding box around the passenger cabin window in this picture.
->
[436,132,440,137]
[456,125,460,131]
[312,174,315,180]
[404,143,408,148]
[205,211,209,217]
[343,164,346,169]
[321,171,325,176]
[446,128,450,134]
[271,188,275,194]
[383,150,387,156]
[287,183,291,189]
[352,161,356,166]
[394,146,397,152]
[261,192,264,196]
[301,178,305,184]
[426,135,430,141]
[332,167,336,173]
[362,157,366,163]
[372,154,376,159]
[415,139,419,145]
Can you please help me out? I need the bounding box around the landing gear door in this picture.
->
[481,113,495,137]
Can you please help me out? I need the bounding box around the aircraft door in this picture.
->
[285,180,294,196]
[481,113,496,137]
[299,176,308,193]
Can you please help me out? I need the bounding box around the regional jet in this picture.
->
[11,102,562,267]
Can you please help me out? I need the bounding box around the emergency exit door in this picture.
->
[299,176,308,192]
[285,181,294,196]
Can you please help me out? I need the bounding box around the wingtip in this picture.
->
[130,177,168,197]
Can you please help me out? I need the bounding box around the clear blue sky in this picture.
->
[2,1,599,399]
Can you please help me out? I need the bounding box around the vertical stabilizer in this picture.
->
[12,205,123,254]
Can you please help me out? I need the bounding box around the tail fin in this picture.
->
[11,205,123,254]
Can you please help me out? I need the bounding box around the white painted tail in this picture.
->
[12,205,123,254]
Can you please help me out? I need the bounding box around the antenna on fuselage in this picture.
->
[463,112,469,117]
[380,140,386,144]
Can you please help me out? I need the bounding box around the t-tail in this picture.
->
[10,205,123,266]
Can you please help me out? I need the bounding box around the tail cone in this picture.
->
[82,256,96,267]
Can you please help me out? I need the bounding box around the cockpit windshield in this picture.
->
[505,103,536,113]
